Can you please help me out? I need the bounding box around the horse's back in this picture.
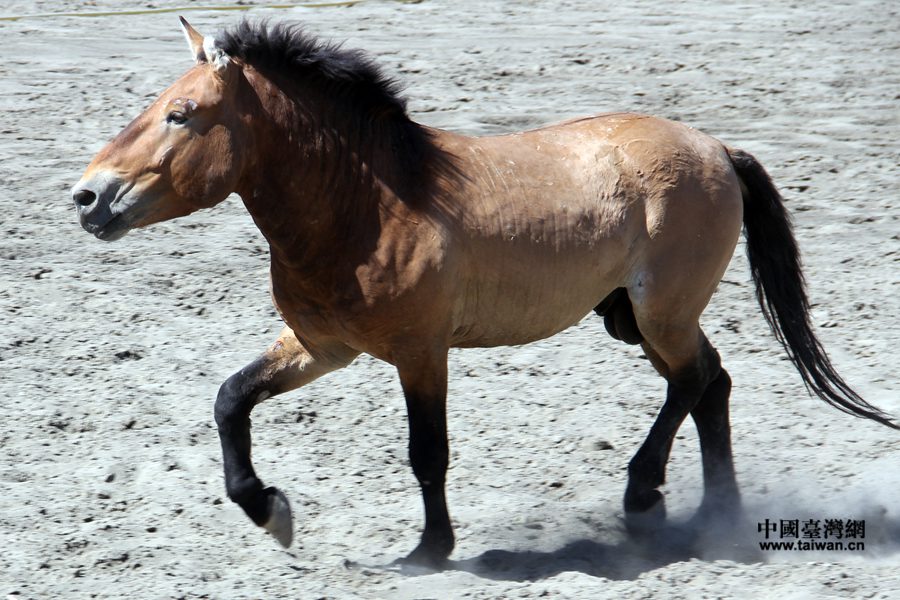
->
[434,113,744,348]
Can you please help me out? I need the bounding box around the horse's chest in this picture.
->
[268,260,446,360]
[268,266,349,338]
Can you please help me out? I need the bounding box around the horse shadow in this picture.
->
[441,507,900,582]
[354,505,900,582]
[451,517,763,582]
[381,512,767,582]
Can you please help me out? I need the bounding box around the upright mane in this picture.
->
[215,20,457,204]
[216,19,409,120]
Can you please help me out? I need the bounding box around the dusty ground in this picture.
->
[1,0,898,598]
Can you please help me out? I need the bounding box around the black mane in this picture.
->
[216,19,410,121]
[215,19,457,204]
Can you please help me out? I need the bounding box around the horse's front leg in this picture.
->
[215,326,358,547]
[395,347,454,567]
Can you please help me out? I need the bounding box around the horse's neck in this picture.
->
[234,102,387,286]
[239,158,384,266]
[233,71,449,294]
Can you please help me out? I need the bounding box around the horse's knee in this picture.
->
[215,375,247,429]
[214,365,270,428]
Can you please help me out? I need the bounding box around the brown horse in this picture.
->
[72,19,896,566]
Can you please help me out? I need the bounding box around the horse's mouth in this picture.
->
[95,215,129,241]
[80,212,129,242]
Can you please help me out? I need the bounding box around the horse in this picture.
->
[71,18,897,567]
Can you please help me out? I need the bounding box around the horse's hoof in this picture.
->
[624,486,664,513]
[697,492,741,518]
[398,534,453,571]
[624,489,666,536]
[261,486,293,548]
[397,547,447,572]
[693,491,742,529]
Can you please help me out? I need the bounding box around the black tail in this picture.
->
[728,148,897,429]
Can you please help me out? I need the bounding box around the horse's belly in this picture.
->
[450,306,595,348]
[450,248,621,348]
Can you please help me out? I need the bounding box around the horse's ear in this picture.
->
[179,16,233,77]
[179,16,208,64]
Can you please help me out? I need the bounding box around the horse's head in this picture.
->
[72,19,247,241]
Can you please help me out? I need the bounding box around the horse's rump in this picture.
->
[438,112,743,348]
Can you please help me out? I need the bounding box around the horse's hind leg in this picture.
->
[631,326,739,520]
[623,324,722,528]
[215,326,358,547]
[690,367,740,515]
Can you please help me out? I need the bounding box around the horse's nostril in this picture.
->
[73,189,97,207]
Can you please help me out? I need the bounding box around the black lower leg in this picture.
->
[625,341,721,515]
[690,368,740,511]
[404,393,454,565]
[624,384,697,513]
[215,363,272,526]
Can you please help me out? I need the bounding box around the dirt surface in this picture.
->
[1,1,898,598]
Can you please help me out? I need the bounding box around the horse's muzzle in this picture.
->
[71,172,131,241]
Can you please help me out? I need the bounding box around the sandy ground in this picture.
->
[1,0,899,598]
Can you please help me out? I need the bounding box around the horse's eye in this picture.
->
[166,111,188,125]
